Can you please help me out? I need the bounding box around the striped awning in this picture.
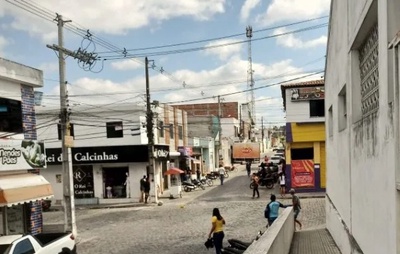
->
[0,173,53,207]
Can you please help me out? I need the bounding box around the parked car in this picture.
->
[275,152,285,158]
[269,156,282,165]
[0,232,76,254]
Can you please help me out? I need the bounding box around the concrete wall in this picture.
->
[244,207,294,254]
[325,0,400,253]
[284,89,325,123]
[0,57,43,88]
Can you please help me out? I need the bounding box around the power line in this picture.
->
[101,24,328,59]
[96,15,329,54]
[165,71,324,104]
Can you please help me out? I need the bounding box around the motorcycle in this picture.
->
[200,177,213,187]
[192,179,206,190]
[222,231,263,254]
[250,173,276,189]
[182,180,204,192]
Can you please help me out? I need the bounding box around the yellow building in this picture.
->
[281,80,326,192]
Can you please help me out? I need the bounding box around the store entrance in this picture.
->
[102,167,129,198]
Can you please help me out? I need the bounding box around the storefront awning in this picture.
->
[0,173,53,207]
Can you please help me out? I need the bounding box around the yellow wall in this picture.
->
[285,140,326,189]
[320,142,326,188]
[291,122,325,142]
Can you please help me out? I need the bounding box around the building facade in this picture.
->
[325,1,400,253]
[174,102,243,167]
[281,80,326,192]
[0,57,53,235]
[36,103,187,205]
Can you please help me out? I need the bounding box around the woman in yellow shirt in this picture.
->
[208,208,225,254]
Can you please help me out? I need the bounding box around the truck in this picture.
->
[0,232,76,254]
[232,142,261,164]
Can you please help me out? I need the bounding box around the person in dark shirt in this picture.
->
[143,178,151,204]
[139,175,146,202]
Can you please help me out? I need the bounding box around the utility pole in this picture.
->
[53,14,76,236]
[145,57,158,204]
[217,95,222,166]
[47,14,98,237]
[261,117,264,153]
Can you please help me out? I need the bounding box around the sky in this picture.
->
[0,0,330,127]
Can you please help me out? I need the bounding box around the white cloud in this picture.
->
[257,0,330,26]
[240,0,261,22]
[273,27,327,49]
[38,62,58,73]
[0,0,226,41]
[0,36,9,54]
[42,57,314,128]
[204,39,243,61]
[111,60,143,71]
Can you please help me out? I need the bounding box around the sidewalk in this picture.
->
[290,228,341,254]
[48,166,246,212]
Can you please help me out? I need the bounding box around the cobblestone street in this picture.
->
[43,169,326,254]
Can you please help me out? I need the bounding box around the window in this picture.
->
[291,148,313,160]
[178,125,183,140]
[169,124,174,139]
[106,121,123,138]
[158,121,164,138]
[13,239,35,254]
[309,100,325,117]
[58,123,75,140]
[0,97,22,133]
[328,106,333,137]
[338,85,347,131]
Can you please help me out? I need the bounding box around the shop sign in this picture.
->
[178,146,193,156]
[154,147,169,159]
[46,145,169,165]
[290,86,324,101]
[0,139,46,171]
[73,165,94,199]
[232,143,260,159]
[291,160,315,188]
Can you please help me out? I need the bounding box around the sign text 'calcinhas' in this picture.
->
[75,152,118,162]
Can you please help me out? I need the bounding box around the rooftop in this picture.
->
[280,79,325,110]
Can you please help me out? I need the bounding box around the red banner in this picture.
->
[291,160,315,188]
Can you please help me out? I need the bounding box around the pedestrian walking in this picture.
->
[279,172,286,198]
[264,194,287,226]
[246,160,251,177]
[289,188,302,230]
[139,175,146,202]
[143,177,151,204]
[208,208,225,254]
[218,164,225,185]
[196,168,201,180]
[251,173,260,199]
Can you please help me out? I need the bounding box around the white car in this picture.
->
[269,156,282,165]
[275,152,285,158]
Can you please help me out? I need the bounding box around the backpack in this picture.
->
[264,202,272,218]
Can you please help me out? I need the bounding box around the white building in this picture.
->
[325,1,400,253]
[36,103,188,205]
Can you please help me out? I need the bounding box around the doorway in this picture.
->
[102,167,129,198]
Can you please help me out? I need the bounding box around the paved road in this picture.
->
[43,167,326,254]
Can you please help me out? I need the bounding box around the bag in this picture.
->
[204,238,214,249]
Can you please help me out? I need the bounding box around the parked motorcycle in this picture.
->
[192,179,206,190]
[222,231,263,253]
[182,180,205,192]
[200,177,213,187]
